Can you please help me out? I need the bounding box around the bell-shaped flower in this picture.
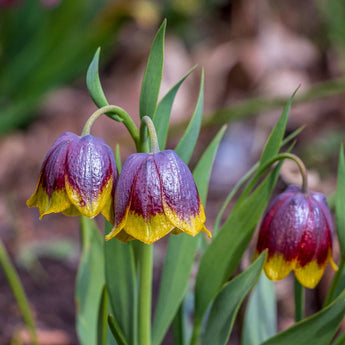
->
[105,149,211,244]
[255,185,337,289]
[27,131,116,222]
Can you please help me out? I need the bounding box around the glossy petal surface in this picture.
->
[106,150,210,244]
[26,132,78,217]
[256,185,337,288]
[65,135,116,220]
[27,132,116,221]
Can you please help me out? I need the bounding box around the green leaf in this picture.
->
[108,314,128,345]
[201,252,266,345]
[152,127,225,345]
[259,88,297,166]
[86,48,109,108]
[175,69,204,164]
[97,286,109,345]
[139,20,166,118]
[194,164,281,326]
[104,222,137,345]
[336,143,345,256]
[262,289,345,345]
[242,272,277,345]
[76,217,105,345]
[153,66,196,150]
[237,91,296,204]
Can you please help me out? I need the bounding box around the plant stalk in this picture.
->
[294,277,305,322]
[138,243,153,345]
[82,105,140,151]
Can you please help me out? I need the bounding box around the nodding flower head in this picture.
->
[105,149,211,244]
[27,131,117,222]
[255,185,337,289]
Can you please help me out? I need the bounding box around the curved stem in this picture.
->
[141,116,160,153]
[257,153,308,193]
[81,105,140,151]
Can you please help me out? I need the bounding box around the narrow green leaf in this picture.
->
[97,286,109,345]
[192,126,227,203]
[336,143,345,256]
[139,20,166,118]
[262,289,345,345]
[242,272,277,345]
[201,252,266,345]
[175,69,204,164]
[153,66,196,150]
[76,217,105,345]
[86,48,109,108]
[194,164,281,325]
[152,127,225,345]
[108,314,128,345]
[237,91,296,204]
[172,303,188,345]
[260,88,298,166]
[105,222,137,345]
[0,240,39,345]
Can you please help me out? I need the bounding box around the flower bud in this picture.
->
[106,149,211,244]
[27,132,117,222]
[255,185,337,288]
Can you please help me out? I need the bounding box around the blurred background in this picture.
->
[1,0,345,344]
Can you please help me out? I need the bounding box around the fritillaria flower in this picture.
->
[105,149,211,244]
[255,185,337,289]
[27,131,117,222]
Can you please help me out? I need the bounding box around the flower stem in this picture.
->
[0,240,39,345]
[294,277,305,322]
[138,243,153,345]
[81,105,140,151]
[255,153,308,193]
[190,318,202,345]
[141,116,160,153]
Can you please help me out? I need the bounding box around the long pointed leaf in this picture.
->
[105,222,137,345]
[76,217,105,345]
[152,127,226,345]
[260,89,297,166]
[86,48,109,108]
[139,20,166,118]
[201,252,266,345]
[175,69,204,164]
[262,289,345,345]
[108,314,128,345]
[242,272,277,345]
[97,286,109,345]
[194,164,281,325]
[153,66,196,149]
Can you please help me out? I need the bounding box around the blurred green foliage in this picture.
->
[0,0,131,134]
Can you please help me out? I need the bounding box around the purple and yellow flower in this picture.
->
[27,131,116,222]
[255,185,337,289]
[105,149,211,244]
